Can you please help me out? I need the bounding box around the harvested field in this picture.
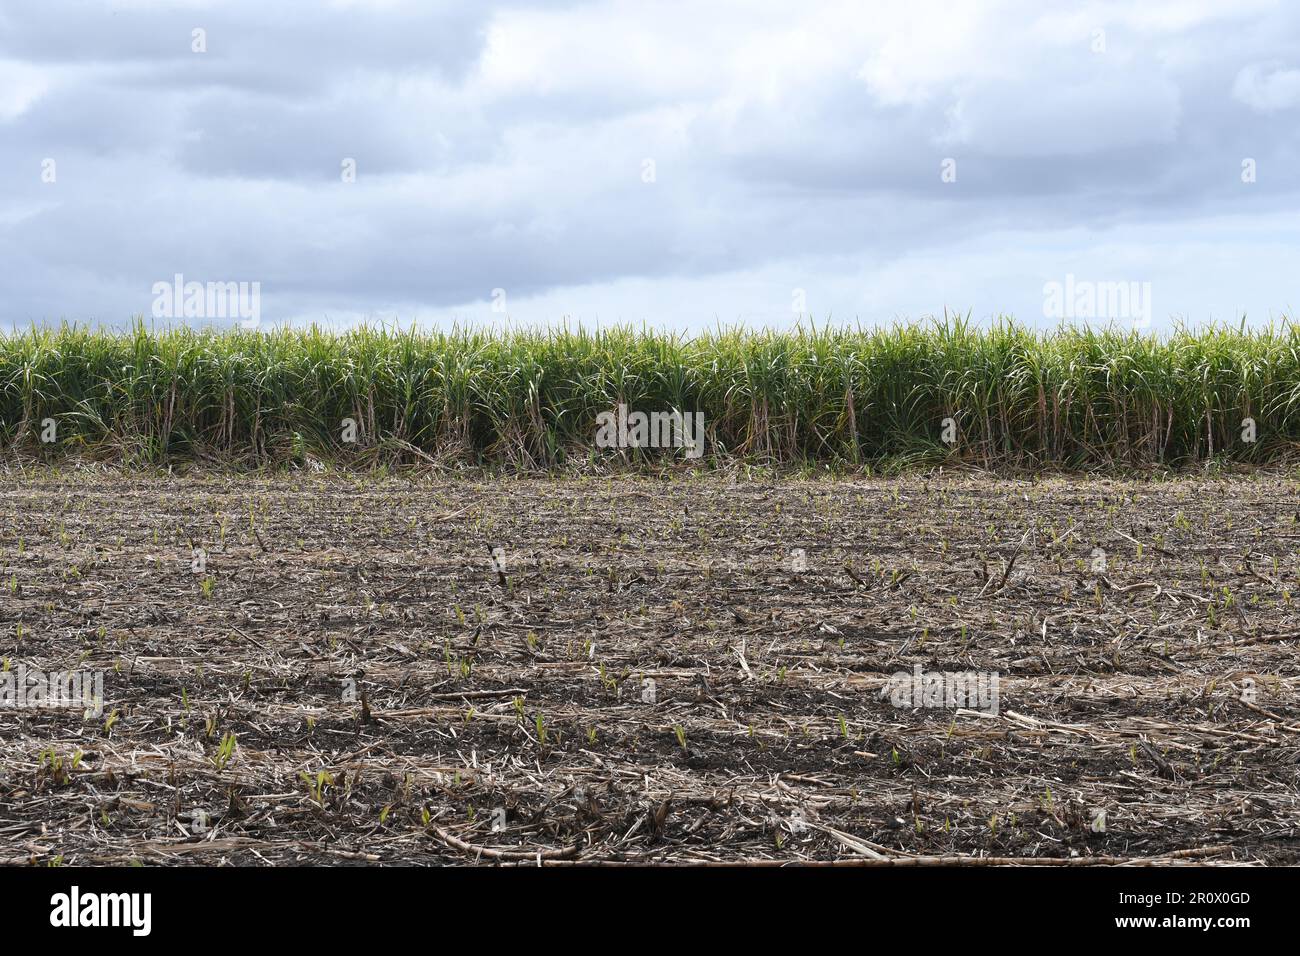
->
[1,468,1298,865]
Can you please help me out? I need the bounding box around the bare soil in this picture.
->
[1,468,1298,865]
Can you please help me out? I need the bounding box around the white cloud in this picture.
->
[1233,62,1300,112]
[0,59,53,121]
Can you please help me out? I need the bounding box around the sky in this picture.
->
[2,0,1299,333]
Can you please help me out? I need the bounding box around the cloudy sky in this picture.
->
[2,0,1299,332]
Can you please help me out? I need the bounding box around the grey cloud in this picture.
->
[0,2,489,77]
[1233,63,1300,112]
[3,1,1300,328]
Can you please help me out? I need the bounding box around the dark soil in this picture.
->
[1,467,1298,865]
